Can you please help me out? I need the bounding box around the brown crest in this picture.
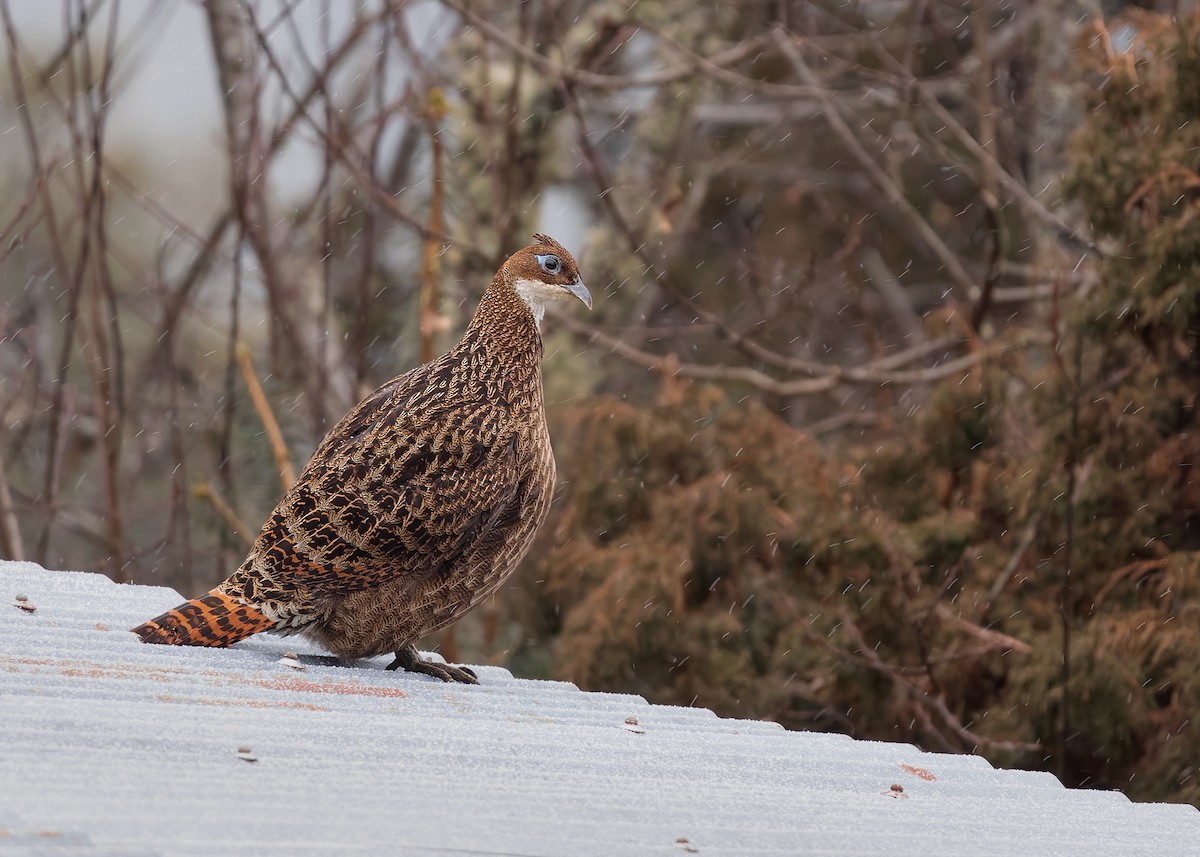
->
[532,233,569,256]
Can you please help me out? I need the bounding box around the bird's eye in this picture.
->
[536,254,562,275]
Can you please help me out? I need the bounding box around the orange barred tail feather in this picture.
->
[132,590,273,647]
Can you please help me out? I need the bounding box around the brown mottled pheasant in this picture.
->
[133,234,591,683]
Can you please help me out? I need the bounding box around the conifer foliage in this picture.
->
[1,0,1196,807]
[510,12,1200,806]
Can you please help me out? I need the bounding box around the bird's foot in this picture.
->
[386,646,478,684]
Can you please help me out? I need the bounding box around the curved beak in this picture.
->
[565,278,593,310]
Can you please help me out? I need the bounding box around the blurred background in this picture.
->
[0,0,1197,805]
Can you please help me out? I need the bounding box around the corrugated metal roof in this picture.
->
[1,560,1196,857]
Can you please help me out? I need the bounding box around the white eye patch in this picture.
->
[535,254,562,275]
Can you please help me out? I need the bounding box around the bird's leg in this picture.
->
[386,644,478,684]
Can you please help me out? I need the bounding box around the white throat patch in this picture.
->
[513,277,558,326]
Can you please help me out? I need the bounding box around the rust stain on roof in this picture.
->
[248,674,407,698]
[155,693,327,711]
[1,655,406,699]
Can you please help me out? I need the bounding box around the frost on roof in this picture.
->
[2,560,1198,857]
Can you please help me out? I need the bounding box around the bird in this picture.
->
[132,234,591,683]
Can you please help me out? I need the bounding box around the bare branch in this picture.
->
[772,28,979,303]
[440,0,790,95]
[192,482,253,548]
[1,0,87,563]
[837,616,1040,754]
[861,30,1098,257]
[236,344,296,492]
[859,247,926,345]
[558,313,1017,395]
[0,453,23,561]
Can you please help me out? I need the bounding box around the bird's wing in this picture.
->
[230,366,536,606]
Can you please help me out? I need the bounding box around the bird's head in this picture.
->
[500,233,592,323]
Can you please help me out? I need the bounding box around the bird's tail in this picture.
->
[132,589,273,648]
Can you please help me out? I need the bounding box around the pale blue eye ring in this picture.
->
[536,254,562,275]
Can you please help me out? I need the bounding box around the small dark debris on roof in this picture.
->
[13,594,36,613]
[237,746,258,763]
[622,716,646,734]
[277,652,306,671]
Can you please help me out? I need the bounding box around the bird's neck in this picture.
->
[449,286,545,412]
[414,280,545,416]
[459,281,545,366]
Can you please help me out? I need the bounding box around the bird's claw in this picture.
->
[386,647,478,684]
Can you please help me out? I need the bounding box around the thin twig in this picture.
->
[557,79,851,379]
[1,1,93,564]
[983,514,1041,618]
[932,603,1032,655]
[559,312,1024,394]
[772,28,978,302]
[81,0,129,581]
[0,453,23,561]
[440,0,787,95]
[207,0,321,388]
[236,344,296,492]
[419,89,448,364]
[859,247,926,345]
[1058,324,1086,778]
[862,30,1098,257]
[191,483,254,548]
[836,616,1039,754]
